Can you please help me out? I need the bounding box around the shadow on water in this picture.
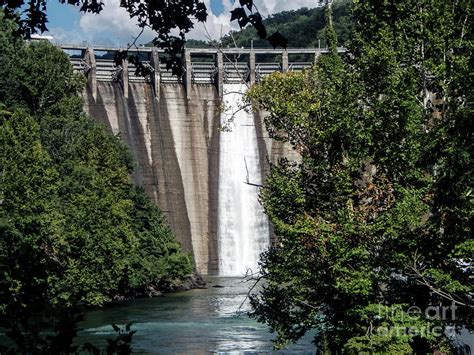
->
[76,277,316,354]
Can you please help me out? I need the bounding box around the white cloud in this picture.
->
[190,13,235,41]
[47,27,88,45]
[79,0,155,45]
[188,0,235,40]
[56,0,322,45]
[256,0,320,15]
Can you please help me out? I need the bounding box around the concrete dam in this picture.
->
[62,45,334,275]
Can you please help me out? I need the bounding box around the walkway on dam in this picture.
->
[60,44,346,99]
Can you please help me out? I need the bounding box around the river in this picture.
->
[77,277,316,354]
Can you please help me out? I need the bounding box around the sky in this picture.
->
[45,0,321,46]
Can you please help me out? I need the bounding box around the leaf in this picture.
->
[230,7,247,22]
[195,2,207,22]
[229,6,249,29]
[125,321,134,331]
[112,323,120,332]
[239,0,253,11]
[238,15,249,29]
[267,31,288,49]
[249,13,266,39]
[113,50,128,67]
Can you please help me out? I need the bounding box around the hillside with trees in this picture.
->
[182,0,353,49]
[221,0,353,48]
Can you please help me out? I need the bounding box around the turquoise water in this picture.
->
[77,277,316,354]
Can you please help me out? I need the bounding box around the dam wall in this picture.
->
[82,80,298,275]
[70,45,312,275]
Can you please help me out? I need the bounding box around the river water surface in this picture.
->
[77,277,315,354]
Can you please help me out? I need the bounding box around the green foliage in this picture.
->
[344,304,440,354]
[248,1,473,353]
[0,13,192,351]
[222,0,353,49]
[185,38,213,48]
[0,306,85,354]
[125,186,193,293]
[0,13,25,110]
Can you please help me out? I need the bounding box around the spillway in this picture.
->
[217,84,269,276]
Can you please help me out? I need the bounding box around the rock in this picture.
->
[190,273,206,288]
[146,286,163,297]
[161,273,207,292]
[112,295,128,302]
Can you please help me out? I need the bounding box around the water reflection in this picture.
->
[77,277,315,354]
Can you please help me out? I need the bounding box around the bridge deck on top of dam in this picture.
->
[60,45,346,99]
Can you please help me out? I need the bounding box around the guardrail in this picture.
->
[62,45,346,99]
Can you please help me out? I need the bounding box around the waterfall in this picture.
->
[218,83,269,276]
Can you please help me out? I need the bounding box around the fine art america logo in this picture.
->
[376,303,458,338]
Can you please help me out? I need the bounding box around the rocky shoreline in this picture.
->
[110,273,207,303]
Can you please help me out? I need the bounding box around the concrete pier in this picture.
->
[282,50,289,72]
[150,48,160,100]
[121,58,129,99]
[215,52,224,99]
[84,48,97,100]
[249,49,256,86]
[184,49,192,99]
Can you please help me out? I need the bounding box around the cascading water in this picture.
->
[218,83,269,276]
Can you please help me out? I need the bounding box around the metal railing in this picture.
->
[192,62,216,84]
[224,62,249,83]
[62,45,343,84]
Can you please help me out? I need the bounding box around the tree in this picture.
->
[247,0,473,352]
